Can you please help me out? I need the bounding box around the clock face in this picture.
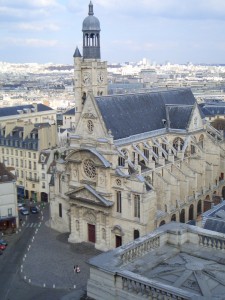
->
[83,72,91,86]
[97,72,104,84]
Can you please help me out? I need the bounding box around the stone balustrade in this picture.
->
[121,275,191,300]
[199,233,225,250]
[120,235,160,264]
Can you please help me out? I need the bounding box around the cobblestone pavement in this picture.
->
[21,205,102,299]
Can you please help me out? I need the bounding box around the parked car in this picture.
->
[0,239,8,246]
[17,203,23,210]
[0,244,6,250]
[30,206,39,214]
[20,208,29,215]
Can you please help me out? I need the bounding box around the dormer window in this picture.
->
[41,154,45,163]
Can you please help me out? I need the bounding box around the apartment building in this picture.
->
[0,163,18,231]
[0,104,58,202]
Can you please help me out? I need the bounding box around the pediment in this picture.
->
[67,185,113,207]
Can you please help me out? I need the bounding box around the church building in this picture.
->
[49,2,225,251]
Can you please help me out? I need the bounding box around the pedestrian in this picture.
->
[76,265,80,274]
[74,265,76,273]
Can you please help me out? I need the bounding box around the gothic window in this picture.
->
[152,146,158,156]
[134,194,140,218]
[199,134,204,149]
[173,137,184,151]
[83,159,96,179]
[191,144,196,154]
[87,120,94,133]
[116,191,122,213]
[194,117,198,128]
[143,148,149,159]
[118,156,125,166]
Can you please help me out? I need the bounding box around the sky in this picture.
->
[1,0,225,65]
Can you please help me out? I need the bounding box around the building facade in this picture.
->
[0,163,18,231]
[49,2,225,251]
[0,104,58,202]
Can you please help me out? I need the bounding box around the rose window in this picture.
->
[83,159,96,179]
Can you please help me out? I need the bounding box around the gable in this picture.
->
[67,184,113,207]
[187,105,204,131]
[75,92,109,139]
[95,88,196,140]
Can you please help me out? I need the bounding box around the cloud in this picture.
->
[0,0,62,9]
[16,22,60,31]
[0,0,65,23]
[3,37,58,47]
[94,0,225,20]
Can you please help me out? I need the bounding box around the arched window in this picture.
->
[197,200,202,216]
[189,204,194,220]
[171,214,176,221]
[180,209,185,223]
[118,156,125,166]
[159,220,166,227]
[173,137,184,151]
[199,134,204,149]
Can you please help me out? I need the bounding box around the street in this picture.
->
[0,205,99,300]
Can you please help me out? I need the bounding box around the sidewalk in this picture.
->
[21,204,102,298]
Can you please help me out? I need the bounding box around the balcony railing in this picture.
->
[26,177,39,183]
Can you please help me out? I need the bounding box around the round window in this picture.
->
[83,159,96,179]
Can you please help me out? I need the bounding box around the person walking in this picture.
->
[73,265,76,273]
[76,265,80,274]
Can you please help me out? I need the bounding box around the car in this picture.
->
[17,203,24,210]
[0,239,8,246]
[0,244,6,250]
[20,208,29,215]
[30,206,39,214]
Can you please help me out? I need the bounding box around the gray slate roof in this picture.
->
[73,47,82,58]
[63,107,75,115]
[204,219,225,234]
[0,104,53,118]
[95,88,196,140]
[166,105,193,129]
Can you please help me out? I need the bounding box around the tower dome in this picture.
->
[82,1,101,59]
[82,2,100,31]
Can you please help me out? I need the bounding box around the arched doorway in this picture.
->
[189,204,194,220]
[41,192,48,202]
[159,220,166,227]
[171,214,176,221]
[180,209,185,223]
[134,230,140,240]
[197,200,202,216]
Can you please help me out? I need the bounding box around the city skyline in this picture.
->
[1,0,225,65]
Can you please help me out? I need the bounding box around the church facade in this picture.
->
[49,2,225,251]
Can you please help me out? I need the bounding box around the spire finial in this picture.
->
[88,1,94,16]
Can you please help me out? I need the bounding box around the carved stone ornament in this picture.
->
[72,165,78,179]
[82,112,97,119]
[99,173,105,185]
[84,210,96,224]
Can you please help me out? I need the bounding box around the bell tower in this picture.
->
[73,1,108,128]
